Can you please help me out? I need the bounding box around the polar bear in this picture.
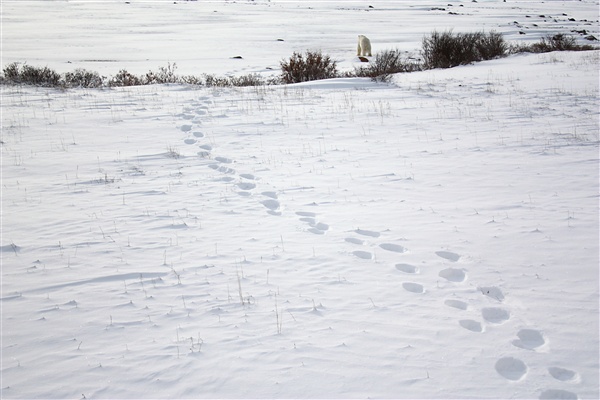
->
[357,35,372,57]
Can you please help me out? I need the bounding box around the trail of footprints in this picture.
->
[177,104,579,399]
[296,211,330,235]
[337,223,581,399]
[343,232,581,398]
[179,103,283,216]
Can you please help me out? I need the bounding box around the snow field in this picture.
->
[2,0,599,398]
[2,49,598,398]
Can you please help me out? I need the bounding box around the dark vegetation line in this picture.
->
[1,31,596,88]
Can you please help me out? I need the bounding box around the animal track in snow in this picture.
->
[261,191,278,199]
[548,367,579,382]
[296,211,329,234]
[209,164,235,174]
[444,299,468,310]
[495,357,527,381]
[539,389,578,400]
[482,307,510,324]
[199,144,212,151]
[479,286,505,302]
[353,250,373,260]
[261,199,280,211]
[355,228,380,238]
[309,222,329,235]
[184,138,197,145]
[193,131,205,138]
[236,182,256,191]
[215,156,233,164]
[345,237,364,245]
[435,250,461,262]
[395,263,418,274]
[379,243,406,253]
[512,329,546,350]
[296,211,316,217]
[180,124,193,132]
[239,173,255,180]
[402,282,424,293]
[312,222,329,231]
[459,319,483,332]
[438,268,466,282]
[315,221,328,230]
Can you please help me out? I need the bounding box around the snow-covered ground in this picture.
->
[2,1,599,399]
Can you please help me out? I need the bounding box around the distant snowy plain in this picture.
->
[1,1,599,399]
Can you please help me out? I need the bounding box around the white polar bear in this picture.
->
[357,35,372,57]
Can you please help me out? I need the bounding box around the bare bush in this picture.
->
[203,74,232,87]
[181,75,203,85]
[2,63,63,86]
[109,69,142,87]
[476,31,508,60]
[511,33,595,53]
[422,30,507,69]
[143,62,180,84]
[3,63,21,81]
[355,49,422,81]
[22,65,62,86]
[64,69,105,88]
[227,73,266,87]
[280,50,338,84]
